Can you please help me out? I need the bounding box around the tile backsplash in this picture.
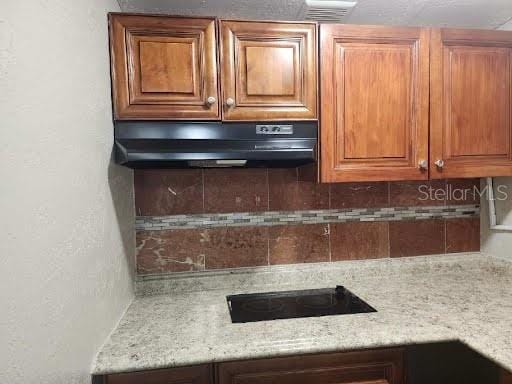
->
[134,167,481,275]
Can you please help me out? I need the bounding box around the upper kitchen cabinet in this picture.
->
[320,25,430,182]
[430,28,512,179]
[219,20,318,121]
[109,14,220,120]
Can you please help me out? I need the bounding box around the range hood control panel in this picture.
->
[256,125,294,135]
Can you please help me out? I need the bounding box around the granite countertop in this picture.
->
[92,252,512,375]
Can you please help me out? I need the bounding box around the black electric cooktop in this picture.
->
[227,286,376,323]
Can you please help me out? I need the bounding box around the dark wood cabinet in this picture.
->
[501,369,512,384]
[430,28,512,179]
[219,20,317,121]
[108,14,512,181]
[109,14,220,120]
[319,25,430,183]
[104,364,212,384]
[109,15,317,122]
[217,349,404,384]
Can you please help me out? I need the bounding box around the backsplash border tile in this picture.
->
[136,204,480,231]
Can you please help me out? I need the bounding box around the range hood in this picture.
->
[114,121,317,168]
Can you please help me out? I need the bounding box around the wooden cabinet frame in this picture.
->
[109,14,220,120]
[219,20,318,121]
[430,28,512,179]
[217,348,404,384]
[320,25,430,182]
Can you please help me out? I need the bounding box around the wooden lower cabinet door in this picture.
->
[430,28,512,179]
[501,369,512,384]
[104,364,212,384]
[320,25,430,182]
[217,349,404,384]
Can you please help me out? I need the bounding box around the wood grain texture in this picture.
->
[109,14,220,120]
[105,364,212,384]
[217,348,404,384]
[430,28,512,178]
[501,369,512,384]
[320,25,430,182]
[219,20,317,121]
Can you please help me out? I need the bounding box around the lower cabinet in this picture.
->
[103,364,212,384]
[501,369,512,384]
[98,348,404,384]
[217,349,404,384]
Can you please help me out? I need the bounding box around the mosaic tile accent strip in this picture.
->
[136,204,480,231]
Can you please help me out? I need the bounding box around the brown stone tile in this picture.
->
[330,222,389,260]
[297,163,319,183]
[389,219,445,257]
[389,180,446,207]
[330,182,389,209]
[268,168,329,211]
[134,169,203,216]
[204,227,268,269]
[269,224,329,265]
[203,169,268,213]
[136,229,205,274]
[446,178,481,205]
[446,218,480,253]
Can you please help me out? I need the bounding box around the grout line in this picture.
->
[444,217,448,253]
[266,168,270,211]
[386,220,391,259]
[201,169,205,212]
[328,183,332,209]
[267,226,270,266]
[387,181,391,206]
[327,223,332,262]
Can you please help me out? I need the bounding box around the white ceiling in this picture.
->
[117,0,512,29]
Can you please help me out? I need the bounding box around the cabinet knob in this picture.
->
[225,98,235,107]
[418,160,428,170]
[435,159,445,168]
[206,96,216,106]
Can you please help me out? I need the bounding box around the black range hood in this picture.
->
[114,121,317,168]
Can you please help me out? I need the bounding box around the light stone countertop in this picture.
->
[92,252,512,375]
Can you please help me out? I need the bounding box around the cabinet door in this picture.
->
[501,369,512,384]
[220,20,317,121]
[217,349,404,384]
[430,28,512,178]
[320,25,430,183]
[109,14,219,120]
[105,364,212,384]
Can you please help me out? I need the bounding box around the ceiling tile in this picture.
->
[117,0,512,29]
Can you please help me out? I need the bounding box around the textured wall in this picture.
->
[481,177,512,261]
[118,0,512,29]
[0,1,135,383]
[481,21,512,261]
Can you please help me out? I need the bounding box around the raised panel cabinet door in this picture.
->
[105,364,212,384]
[109,14,220,120]
[217,349,404,384]
[320,25,430,183]
[430,28,512,178]
[220,20,317,121]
